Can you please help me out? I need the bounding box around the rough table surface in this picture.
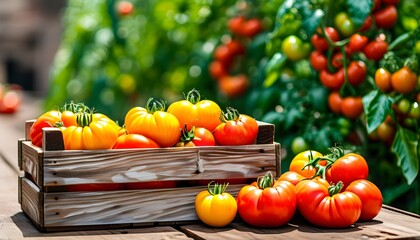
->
[1,94,420,240]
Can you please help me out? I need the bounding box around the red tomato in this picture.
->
[236,172,296,227]
[363,40,388,61]
[209,61,228,80]
[29,110,63,147]
[377,121,396,144]
[278,171,306,186]
[117,1,134,16]
[374,5,398,29]
[391,67,418,94]
[347,61,367,86]
[226,39,245,56]
[240,18,263,38]
[0,88,21,114]
[327,153,369,188]
[289,150,324,178]
[375,68,393,92]
[296,179,362,228]
[359,16,373,32]
[213,107,258,146]
[311,27,340,52]
[214,44,233,67]
[328,91,343,114]
[341,96,364,119]
[320,68,345,90]
[218,74,249,98]
[332,52,344,68]
[228,16,246,36]
[348,34,369,52]
[113,133,160,149]
[310,51,328,71]
[346,179,383,221]
[192,127,216,146]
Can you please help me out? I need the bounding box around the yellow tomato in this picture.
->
[195,183,237,227]
[124,98,181,147]
[289,150,324,178]
[167,89,221,132]
[62,112,119,150]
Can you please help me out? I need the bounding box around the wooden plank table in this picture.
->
[1,94,420,239]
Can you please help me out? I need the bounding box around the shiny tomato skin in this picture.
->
[192,127,216,146]
[328,91,343,114]
[125,106,181,147]
[236,180,297,227]
[359,16,373,32]
[375,68,393,92]
[348,34,369,52]
[296,179,362,228]
[327,153,369,188]
[113,133,160,149]
[195,187,237,227]
[391,67,418,94]
[345,179,383,221]
[363,40,388,61]
[320,69,345,90]
[29,110,62,148]
[289,150,324,178]
[228,16,246,35]
[278,171,306,186]
[347,61,367,86]
[374,5,398,29]
[310,51,328,71]
[213,114,258,146]
[341,97,364,119]
[241,18,263,38]
[311,27,340,52]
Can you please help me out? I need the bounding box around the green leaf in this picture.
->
[362,90,393,133]
[392,127,419,185]
[301,9,324,37]
[265,53,287,76]
[346,0,373,28]
[274,0,295,30]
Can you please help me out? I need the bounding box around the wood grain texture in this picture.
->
[20,143,43,189]
[180,206,420,240]
[20,177,44,227]
[20,176,243,228]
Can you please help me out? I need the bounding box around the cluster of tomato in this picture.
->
[309,0,404,121]
[208,16,263,98]
[195,148,382,228]
[29,89,259,150]
[0,83,22,114]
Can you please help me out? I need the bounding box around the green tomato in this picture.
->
[281,35,310,61]
[409,102,420,119]
[398,98,412,115]
[335,12,355,37]
[291,136,309,155]
[415,40,420,55]
[337,117,351,136]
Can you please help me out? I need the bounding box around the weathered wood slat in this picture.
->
[180,206,420,240]
[20,175,243,230]
[20,143,43,189]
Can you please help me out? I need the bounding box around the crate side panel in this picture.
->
[21,142,43,188]
[43,148,199,186]
[20,177,44,227]
[43,185,243,227]
[197,144,278,179]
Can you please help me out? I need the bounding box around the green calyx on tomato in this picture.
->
[145,97,166,113]
[207,181,229,196]
[257,171,275,189]
[328,181,344,196]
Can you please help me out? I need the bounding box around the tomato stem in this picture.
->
[328,181,344,196]
[208,182,228,195]
[146,98,166,113]
[76,112,93,127]
[179,125,195,143]
[220,107,240,123]
[257,171,274,189]
[185,88,201,104]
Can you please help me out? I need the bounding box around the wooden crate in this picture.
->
[18,120,280,232]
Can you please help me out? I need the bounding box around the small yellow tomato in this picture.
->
[195,183,237,227]
[289,150,324,178]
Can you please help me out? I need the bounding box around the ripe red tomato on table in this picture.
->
[29,110,63,147]
[296,178,362,228]
[346,179,383,221]
[278,171,306,186]
[213,107,258,146]
[236,172,296,227]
